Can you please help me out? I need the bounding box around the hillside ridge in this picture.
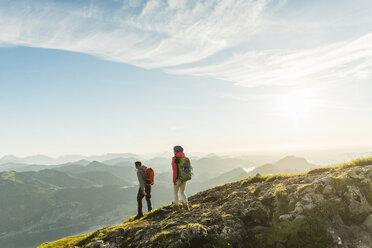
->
[39,157,372,248]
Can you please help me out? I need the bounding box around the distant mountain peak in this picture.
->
[1,154,18,160]
[275,155,309,165]
[87,161,106,167]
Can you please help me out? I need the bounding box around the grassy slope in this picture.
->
[38,157,372,248]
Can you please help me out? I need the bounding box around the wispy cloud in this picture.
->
[169,32,372,87]
[1,0,372,88]
[0,0,268,67]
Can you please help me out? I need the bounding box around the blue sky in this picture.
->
[0,0,372,156]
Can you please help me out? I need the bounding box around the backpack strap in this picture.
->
[175,157,180,164]
[174,156,181,180]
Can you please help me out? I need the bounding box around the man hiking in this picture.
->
[134,161,152,219]
[172,145,191,210]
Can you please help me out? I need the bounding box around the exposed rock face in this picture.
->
[40,161,372,248]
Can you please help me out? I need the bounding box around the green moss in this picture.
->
[252,186,261,196]
[192,203,201,209]
[354,181,372,205]
[60,217,145,248]
[38,233,92,248]
[241,175,268,186]
[344,212,369,225]
[274,184,288,210]
[297,184,312,193]
[307,157,372,175]
[318,200,343,219]
[248,207,270,225]
[326,177,371,225]
[266,219,331,248]
[337,157,372,170]
[135,229,144,235]
[365,191,372,205]
[200,217,213,224]
[161,220,177,229]
[288,201,297,212]
[331,177,353,194]
[307,167,332,175]
[266,174,302,182]
[150,230,172,243]
[142,204,172,220]
[177,224,187,229]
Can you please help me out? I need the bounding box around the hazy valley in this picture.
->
[0,153,327,248]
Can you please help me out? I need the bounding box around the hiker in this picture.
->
[172,145,192,210]
[134,161,152,219]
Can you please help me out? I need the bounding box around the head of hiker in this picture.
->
[134,160,142,169]
[173,145,184,154]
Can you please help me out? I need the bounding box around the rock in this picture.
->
[260,192,276,206]
[344,185,371,216]
[293,202,304,214]
[361,178,372,186]
[293,214,306,222]
[90,241,118,248]
[168,239,183,248]
[312,193,325,204]
[301,186,314,194]
[241,202,271,225]
[362,214,372,233]
[348,170,362,179]
[366,169,372,179]
[313,176,333,185]
[327,228,343,246]
[328,195,341,203]
[181,224,208,241]
[303,203,315,211]
[279,214,293,221]
[90,241,105,248]
[303,175,314,183]
[286,184,300,192]
[250,225,268,233]
[220,226,232,238]
[322,185,335,195]
[103,228,125,244]
[301,194,313,204]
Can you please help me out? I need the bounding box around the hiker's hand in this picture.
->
[143,191,147,196]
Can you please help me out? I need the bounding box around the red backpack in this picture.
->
[145,167,155,185]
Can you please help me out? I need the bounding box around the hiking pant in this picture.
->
[137,184,152,215]
[174,180,188,206]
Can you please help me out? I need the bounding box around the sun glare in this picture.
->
[277,89,316,124]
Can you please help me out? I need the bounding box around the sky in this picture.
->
[0,0,372,157]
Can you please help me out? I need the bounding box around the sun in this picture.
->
[277,89,316,124]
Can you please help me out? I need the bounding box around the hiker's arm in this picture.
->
[137,171,145,191]
[172,157,177,184]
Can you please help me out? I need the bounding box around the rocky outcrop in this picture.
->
[39,158,372,248]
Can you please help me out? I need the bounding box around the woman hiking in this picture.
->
[172,145,190,210]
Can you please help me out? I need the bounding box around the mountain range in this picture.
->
[38,157,372,248]
[0,155,320,248]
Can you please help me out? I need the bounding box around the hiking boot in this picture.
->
[134,213,143,220]
[184,203,190,211]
